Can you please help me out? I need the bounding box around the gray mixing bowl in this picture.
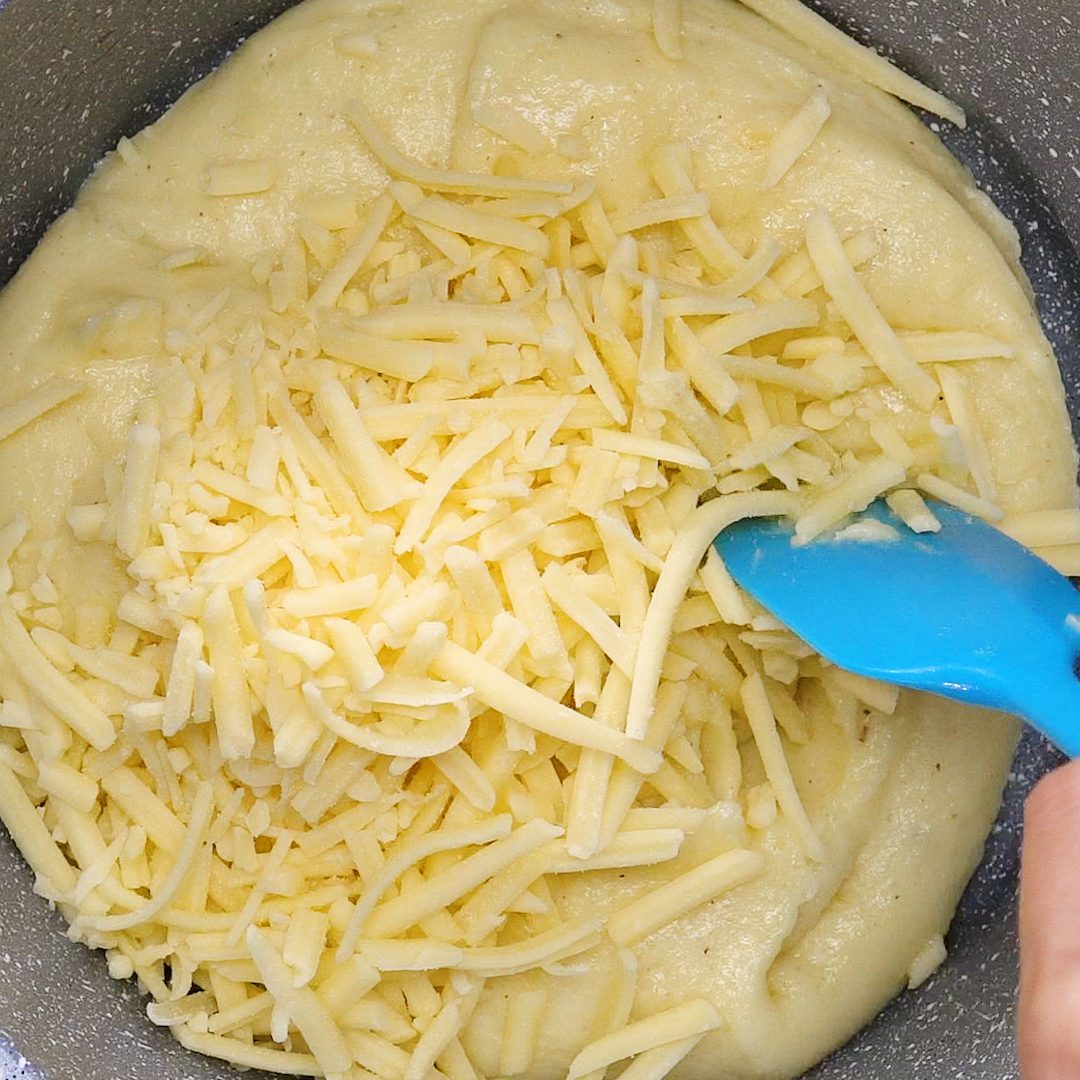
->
[0,0,1078,1076]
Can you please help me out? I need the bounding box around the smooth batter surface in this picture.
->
[0,1,1075,1077]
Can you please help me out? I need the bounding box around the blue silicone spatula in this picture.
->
[714,499,1080,756]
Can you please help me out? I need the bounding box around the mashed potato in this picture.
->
[0,0,1075,1077]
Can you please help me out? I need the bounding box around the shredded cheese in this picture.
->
[500,988,548,1076]
[0,379,85,444]
[0,596,115,751]
[907,934,947,990]
[0,36,1008,1075]
[567,998,722,1080]
[806,211,938,411]
[1000,508,1080,549]
[916,472,1003,522]
[472,102,549,155]
[206,161,275,196]
[794,455,906,544]
[732,0,966,126]
[346,99,573,197]
[607,847,766,945]
[762,87,831,188]
[652,0,684,60]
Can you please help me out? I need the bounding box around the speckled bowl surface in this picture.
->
[0,0,1078,1077]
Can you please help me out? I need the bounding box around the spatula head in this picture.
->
[715,499,1080,753]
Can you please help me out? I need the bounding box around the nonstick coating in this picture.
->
[0,1,1078,1077]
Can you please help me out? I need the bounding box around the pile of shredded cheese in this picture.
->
[2,25,1080,1078]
